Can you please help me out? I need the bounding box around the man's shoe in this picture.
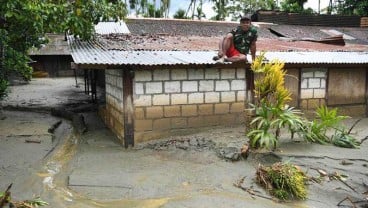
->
[212,56,220,61]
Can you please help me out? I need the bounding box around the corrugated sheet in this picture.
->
[69,37,368,66]
[264,52,368,64]
[69,36,223,66]
[95,21,130,35]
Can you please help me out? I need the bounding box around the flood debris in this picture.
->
[0,184,48,208]
[143,136,216,151]
[25,139,41,144]
[256,162,308,201]
[337,196,368,208]
[233,176,273,200]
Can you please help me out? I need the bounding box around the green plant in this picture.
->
[256,162,308,200]
[247,53,303,149]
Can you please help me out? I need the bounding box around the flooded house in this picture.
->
[68,18,368,147]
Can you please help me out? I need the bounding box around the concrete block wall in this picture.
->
[133,67,247,142]
[103,69,125,142]
[300,68,327,110]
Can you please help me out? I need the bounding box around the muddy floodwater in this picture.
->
[1,78,368,208]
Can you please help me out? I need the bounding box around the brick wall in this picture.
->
[133,67,246,142]
[300,68,327,110]
[103,69,125,143]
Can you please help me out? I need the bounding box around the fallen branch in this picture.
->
[0,183,12,207]
[337,196,356,208]
[25,139,41,144]
[233,177,274,201]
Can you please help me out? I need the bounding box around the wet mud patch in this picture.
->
[140,135,247,162]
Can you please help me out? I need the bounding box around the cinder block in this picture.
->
[215,80,230,91]
[221,91,236,102]
[171,94,187,104]
[220,114,236,125]
[171,118,187,129]
[153,69,170,81]
[199,80,214,92]
[171,69,187,80]
[300,89,313,99]
[205,68,220,79]
[236,68,246,79]
[164,106,181,117]
[146,106,163,118]
[308,78,321,88]
[135,70,152,81]
[182,105,198,117]
[135,83,144,95]
[300,99,308,109]
[153,118,171,130]
[135,119,153,131]
[146,82,163,94]
[134,95,152,107]
[205,92,220,103]
[188,68,204,80]
[134,107,145,119]
[182,81,198,92]
[164,81,180,93]
[230,102,244,113]
[188,93,204,104]
[301,79,308,89]
[198,104,213,115]
[231,80,245,91]
[215,103,229,114]
[302,71,314,78]
[237,91,246,102]
[113,76,121,88]
[313,89,326,99]
[221,68,236,79]
[153,94,170,105]
[203,115,221,126]
[187,117,205,128]
[320,79,326,88]
[314,71,326,78]
[308,99,320,109]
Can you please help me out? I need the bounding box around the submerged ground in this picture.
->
[0,78,367,208]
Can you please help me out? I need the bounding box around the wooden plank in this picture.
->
[327,68,366,105]
[123,68,135,148]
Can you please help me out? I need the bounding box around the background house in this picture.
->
[69,18,368,147]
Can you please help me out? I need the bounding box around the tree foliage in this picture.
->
[332,0,368,16]
[280,0,308,13]
[228,0,276,21]
[0,0,127,99]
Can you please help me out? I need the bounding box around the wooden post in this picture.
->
[123,68,134,148]
[245,67,255,134]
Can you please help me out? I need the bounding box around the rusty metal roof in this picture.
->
[264,51,368,64]
[94,21,130,35]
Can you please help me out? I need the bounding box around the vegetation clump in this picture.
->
[256,162,307,201]
[247,53,361,150]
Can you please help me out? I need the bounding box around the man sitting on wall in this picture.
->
[213,15,258,63]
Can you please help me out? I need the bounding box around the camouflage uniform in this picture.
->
[231,25,258,54]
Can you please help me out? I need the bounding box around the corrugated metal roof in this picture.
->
[69,36,227,66]
[69,37,368,66]
[264,51,368,64]
[95,21,130,35]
